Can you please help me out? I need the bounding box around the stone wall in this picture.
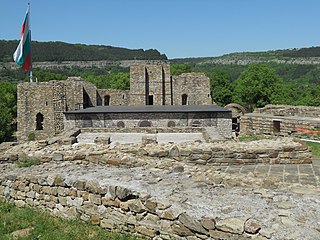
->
[129,64,171,106]
[172,73,213,105]
[241,105,320,136]
[64,112,232,139]
[241,113,320,136]
[97,89,130,106]
[17,64,219,141]
[0,144,316,240]
[253,104,320,117]
[17,77,99,141]
[17,82,56,141]
[0,167,252,239]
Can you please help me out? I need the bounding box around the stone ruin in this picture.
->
[0,126,318,239]
[241,104,320,137]
[17,64,215,141]
[3,64,320,239]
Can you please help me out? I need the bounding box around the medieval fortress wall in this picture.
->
[16,64,217,141]
[241,104,320,136]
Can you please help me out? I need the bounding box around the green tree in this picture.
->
[233,64,284,111]
[0,82,17,143]
[170,64,191,76]
[207,71,233,106]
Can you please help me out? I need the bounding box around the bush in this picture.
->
[27,132,35,141]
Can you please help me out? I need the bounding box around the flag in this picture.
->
[13,6,31,71]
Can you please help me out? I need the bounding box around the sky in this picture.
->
[1,0,320,59]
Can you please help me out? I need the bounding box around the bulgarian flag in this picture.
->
[13,5,31,71]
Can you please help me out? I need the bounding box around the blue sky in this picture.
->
[1,0,320,59]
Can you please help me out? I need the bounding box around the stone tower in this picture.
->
[129,64,172,105]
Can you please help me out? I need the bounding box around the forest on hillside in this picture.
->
[0,40,167,62]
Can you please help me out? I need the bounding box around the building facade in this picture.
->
[16,64,223,141]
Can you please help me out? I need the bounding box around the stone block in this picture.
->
[88,194,101,205]
[52,153,64,161]
[85,180,102,194]
[244,218,261,234]
[216,217,247,234]
[135,226,158,238]
[115,186,132,200]
[142,136,158,145]
[58,137,77,145]
[201,218,216,230]
[128,199,145,213]
[178,213,207,235]
[94,136,111,145]
[172,222,193,237]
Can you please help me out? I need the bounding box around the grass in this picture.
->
[16,158,41,168]
[305,141,320,158]
[0,200,139,240]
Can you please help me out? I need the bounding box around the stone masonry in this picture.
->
[17,64,217,141]
[0,134,318,239]
[241,104,320,136]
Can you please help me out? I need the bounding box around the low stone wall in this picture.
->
[1,161,320,240]
[0,135,312,165]
[116,138,312,165]
[0,165,253,240]
[241,113,320,137]
[254,104,320,117]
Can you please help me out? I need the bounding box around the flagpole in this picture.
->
[28,0,33,83]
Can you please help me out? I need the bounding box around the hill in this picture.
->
[171,47,320,65]
[0,40,167,62]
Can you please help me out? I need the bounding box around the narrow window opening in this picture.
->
[182,94,188,105]
[104,95,110,106]
[148,95,154,105]
[36,113,44,130]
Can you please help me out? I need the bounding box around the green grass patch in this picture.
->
[0,201,139,240]
[305,141,320,158]
[16,158,41,168]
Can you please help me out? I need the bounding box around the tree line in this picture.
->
[0,40,167,62]
[172,63,320,111]
[1,62,320,143]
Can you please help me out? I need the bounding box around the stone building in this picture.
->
[17,64,231,141]
[64,105,231,139]
[240,104,320,136]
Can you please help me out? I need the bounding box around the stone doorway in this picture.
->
[148,95,154,105]
[273,120,281,133]
[36,112,44,130]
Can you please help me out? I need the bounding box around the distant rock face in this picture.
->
[3,60,167,70]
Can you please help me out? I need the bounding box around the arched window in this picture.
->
[117,121,125,128]
[167,121,176,127]
[182,94,188,105]
[104,95,110,106]
[192,120,201,127]
[36,113,44,130]
[139,120,152,127]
